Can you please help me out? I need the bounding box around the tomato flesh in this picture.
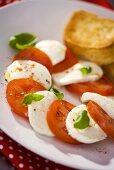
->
[66,75,114,96]
[6,78,46,118]
[53,48,78,73]
[47,100,80,144]
[13,47,53,73]
[87,101,114,139]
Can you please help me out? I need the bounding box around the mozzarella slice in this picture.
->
[5,60,52,89]
[81,92,114,119]
[66,104,107,144]
[28,91,57,136]
[35,40,66,65]
[52,61,103,86]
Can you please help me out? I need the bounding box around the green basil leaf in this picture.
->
[80,66,92,75]
[9,37,17,49]
[49,88,64,100]
[9,32,38,50]
[74,110,90,129]
[22,93,44,105]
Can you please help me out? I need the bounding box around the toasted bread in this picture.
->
[65,42,114,65]
[64,10,114,65]
[64,10,114,49]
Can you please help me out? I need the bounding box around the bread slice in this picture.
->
[65,42,114,65]
[64,11,114,65]
[64,10,114,49]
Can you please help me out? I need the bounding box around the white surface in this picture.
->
[0,0,114,169]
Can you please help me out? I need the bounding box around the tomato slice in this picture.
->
[6,78,46,118]
[66,75,114,96]
[13,47,53,73]
[53,48,78,73]
[47,100,80,144]
[87,101,114,139]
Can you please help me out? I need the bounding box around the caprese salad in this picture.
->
[5,32,114,144]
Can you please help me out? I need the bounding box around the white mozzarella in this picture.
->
[5,60,52,89]
[52,61,103,86]
[81,92,114,119]
[35,40,66,65]
[66,104,107,144]
[28,91,57,136]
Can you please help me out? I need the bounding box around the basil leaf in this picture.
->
[22,93,44,105]
[9,32,38,50]
[74,110,90,129]
[80,66,92,75]
[9,37,17,49]
[49,88,64,100]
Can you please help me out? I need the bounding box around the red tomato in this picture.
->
[66,76,114,96]
[13,47,53,73]
[87,101,114,139]
[53,48,78,73]
[47,100,80,144]
[6,78,46,118]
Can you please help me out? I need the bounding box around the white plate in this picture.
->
[0,0,114,169]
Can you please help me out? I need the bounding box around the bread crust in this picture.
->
[64,10,114,65]
[65,41,114,65]
[64,10,114,49]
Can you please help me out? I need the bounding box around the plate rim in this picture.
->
[0,0,114,12]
